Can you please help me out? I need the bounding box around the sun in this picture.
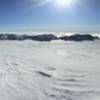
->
[57,0,72,6]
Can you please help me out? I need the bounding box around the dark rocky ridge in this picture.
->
[59,34,99,41]
[0,34,99,41]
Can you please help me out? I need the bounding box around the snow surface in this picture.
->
[0,40,100,100]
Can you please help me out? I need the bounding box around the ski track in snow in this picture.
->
[0,40,100,100]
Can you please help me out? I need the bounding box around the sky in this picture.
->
[0,0,100,32]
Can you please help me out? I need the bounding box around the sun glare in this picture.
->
[57,0,73,7]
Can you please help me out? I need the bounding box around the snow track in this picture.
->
[0,41,100,100]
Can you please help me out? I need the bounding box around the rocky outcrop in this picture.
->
[28,34,58,41]
[0,34,99,42]
[59,34,99,41]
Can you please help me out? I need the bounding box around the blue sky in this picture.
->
[0,0,100,32]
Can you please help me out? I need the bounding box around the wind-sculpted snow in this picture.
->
[0,41,100,100]
[0,33,99,41]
